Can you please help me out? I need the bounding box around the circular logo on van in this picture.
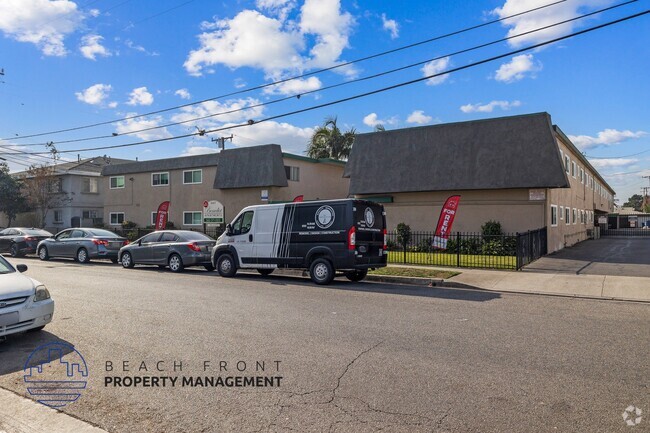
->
[364,207,375,228]
[315,205,335,229]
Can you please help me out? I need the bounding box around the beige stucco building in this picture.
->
[100,144,349,230]
[344,113,614,254]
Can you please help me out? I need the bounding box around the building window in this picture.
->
[551,205,558,227]
[152,172,169,186]
[82,177,99,193]
[82,210,97,219]
[48,178,63,193]
[565,207,570,225]
[564,155,570,173]
[110,212,125,225]
[580,168,584,184]
[53,210,63,223]
[581,210,585,224]
[571,161,576,178]
[285,165,300,181]
[573,208,577,225]
[183,211,202,226]
[560,206,564,220]
[183,169,202,184]
[151,212,157,225]
[110,176,125,189]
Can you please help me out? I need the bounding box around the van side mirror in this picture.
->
[17,264,28,273]
[225,224,232,236]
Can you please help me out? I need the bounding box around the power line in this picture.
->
[586,148,650,158]
[16,9,649,156]
[10,0,637,149]
[2,0,572,141]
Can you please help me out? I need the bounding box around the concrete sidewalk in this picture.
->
[432,266,650,302]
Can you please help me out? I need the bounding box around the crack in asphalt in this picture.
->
[326,341,384,405]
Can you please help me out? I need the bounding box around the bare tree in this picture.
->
[20,164,72,228]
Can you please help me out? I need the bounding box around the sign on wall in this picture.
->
[261,190,269,201]
[529,189,546,201]
[203,200,224,225]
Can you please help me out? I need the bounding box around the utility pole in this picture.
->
[211,135,233,151]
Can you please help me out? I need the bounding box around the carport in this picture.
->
[524,237,650,277]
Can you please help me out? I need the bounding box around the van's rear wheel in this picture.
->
[257,268,274,276]
[309,258,334,285]
[217,254,237,277]
[345,270,367,282]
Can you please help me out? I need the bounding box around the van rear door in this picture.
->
[353,202,386,259]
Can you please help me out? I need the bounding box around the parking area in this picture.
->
[524,237,650,277]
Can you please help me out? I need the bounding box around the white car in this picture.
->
[0,255,54,338]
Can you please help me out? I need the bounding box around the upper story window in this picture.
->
[48,178,63,193]
[183,169,202,184]
[285,165,300,182]
[571,161,576,178]
[580,168,584,184]
[110,176,125,189]
[564,155,570,174]
[152,172,169,186]
[82,177,99,193]
[550,205,558,227]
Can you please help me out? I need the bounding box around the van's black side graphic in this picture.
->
[277,204,296,259]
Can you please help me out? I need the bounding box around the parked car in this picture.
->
[0,228,53,258]
[0,255,54,338]
[118,230,216,272]
[212,199,387,285]
[37,228,128,263]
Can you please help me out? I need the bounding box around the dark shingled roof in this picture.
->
[344,112,570,195]
[214,144,288,189]
[102,153,220,176]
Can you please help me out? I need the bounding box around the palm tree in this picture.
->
[306,116,355,160]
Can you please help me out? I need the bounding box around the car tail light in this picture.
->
[24,236,36,241]
[383,228,387,250]
[123,240,130,246]
[347,226,356,251]
[93,239,109,246]
[187,242,202,252]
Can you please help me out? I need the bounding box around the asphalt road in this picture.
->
[1,257,648,433]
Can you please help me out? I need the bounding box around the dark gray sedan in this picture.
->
[0,227,53,257]
[118,230,216,272]
[37,228,128,263]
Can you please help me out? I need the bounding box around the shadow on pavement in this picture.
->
[0,331,75,376]
[236,273,501,302]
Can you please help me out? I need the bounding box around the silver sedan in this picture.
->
[118,230,216,272]
[37,228,128,263]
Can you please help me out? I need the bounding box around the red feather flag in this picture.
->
[155,201,170,230]
[292,195,304,203]
[433,195,461,249]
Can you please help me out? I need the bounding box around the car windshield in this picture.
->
[0,256,15,274]
[23,229,52,236]
[87,229,120,238]
[181,232,213,241]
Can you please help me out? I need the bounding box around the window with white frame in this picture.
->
[571,161,576,178]
[82,177,99,193]
[551,205,558,227]
[183,211,202,226]
[580,168,584,184]
[573,208,577,224]
[54,210,63,223]
[581,210,585,224]
[284,165,300,181]
[110,176,125,189]
[565,207,570,225]
[151,212,157,225]
[82,210,97,219]
[183,169,202,184]
[152,172,169,186]
[564,155,570,173]
[560,206,564,220]
[110,212,125,225]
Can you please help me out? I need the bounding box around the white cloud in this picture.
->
[0,0,85,56]
[115,114,172,141]
[170,98,265,130]
[460,100,521,113]
[406,110,433,124]
[234,78,247,88]
[125,39,159,56]
[263,76,322,95]
[381,13,399,39]
[180,145,219,157]
[569,129,648,150]
[175,89,191,100]
[108,101,118,108]
[493,0,610,48]
[79,34,111,60]
[362,112,398,128]
[422,57,451,85]
[588,158,639,169]
[75,83,112,105]
[494,54,541,83]
[127,87,154,106]
[184,0,355,78]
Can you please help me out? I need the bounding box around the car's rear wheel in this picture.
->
[168,254,184,273]
[121,252,135,268]
[345,270,368,282]
[217,254,237,277]
[76,248,90,263]
[38,246,50,261]
[309,258,334,285]
[10,243,21,258]
[257,268,274,276]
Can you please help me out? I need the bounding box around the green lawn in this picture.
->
[387,251,516,269]
[369,267,459,279]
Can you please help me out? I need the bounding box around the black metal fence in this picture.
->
[386,228,547,270]
[600,228,650,236]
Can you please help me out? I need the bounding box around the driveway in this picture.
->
[525,237,650,277]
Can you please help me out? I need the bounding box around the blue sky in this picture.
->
[0,0,648,202]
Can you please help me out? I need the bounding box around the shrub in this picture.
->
[481,220,503,237]
[385,239,398,251]
[166,221,175,229]
[121,220,137,230]
[395,223,411,248]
